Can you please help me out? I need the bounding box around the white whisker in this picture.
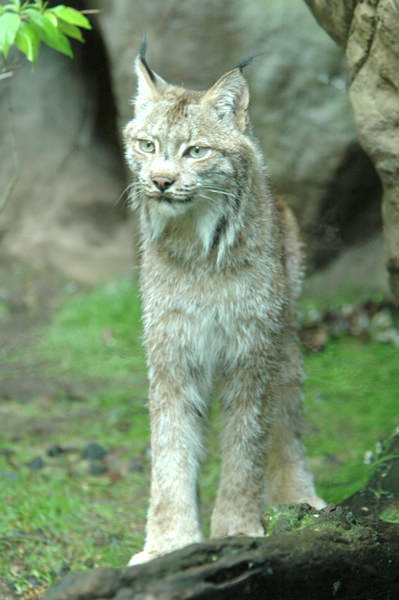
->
[116,182,135,207]
[200,186,237,199]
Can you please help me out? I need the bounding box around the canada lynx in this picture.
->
[123,42,325,565]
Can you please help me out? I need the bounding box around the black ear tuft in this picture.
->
[234,52,262,72]
[139,34,155,83]
[139,34,147,60]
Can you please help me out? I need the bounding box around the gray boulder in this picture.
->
[304,0,399,300]
[0,41,132,283]
[0,0,383,283]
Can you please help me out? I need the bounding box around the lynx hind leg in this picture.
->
[266,338,325,510]
[266,415,326,510]
[210,368,271,539]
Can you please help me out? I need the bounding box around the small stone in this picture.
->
[371,310,393,330]
[26,575,40,589]
[341,304,354,317]
[373,329,399,346]
[0,448,15,457]
[354,312,370,330]
[304,308,322,325]
[0,471,18,482]
[27,456,44,470]
[82,442,107,460]
[59,564,71,577]
[345,511,356,526]
[47,444,65,457]
[127,458,144,473]
[89,460,108,476]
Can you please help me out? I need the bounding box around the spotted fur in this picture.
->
[123,50,325,566]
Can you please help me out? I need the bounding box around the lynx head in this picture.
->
[123,41,259,253]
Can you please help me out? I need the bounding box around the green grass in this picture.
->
[0,469,146,595]
[42,280,145,378]
[304,338,399,502]
[0,279,397,598]
[0,280,150,598]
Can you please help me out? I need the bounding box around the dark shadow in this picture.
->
[306,143,383,272]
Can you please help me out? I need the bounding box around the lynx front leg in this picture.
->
[211,368,271,539]
[129,373,207,565]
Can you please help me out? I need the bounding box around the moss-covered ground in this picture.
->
[0,276,397,598]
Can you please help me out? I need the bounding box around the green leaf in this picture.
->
[0,12,20,58]
[50,5,91,29]
[24,7,73,58]
[14,21,40,62]
[43,11,57,27]
[57,20,84,43]
[1,5,19,13]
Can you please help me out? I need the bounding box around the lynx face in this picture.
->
[123,58,257,252]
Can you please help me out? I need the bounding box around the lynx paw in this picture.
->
[128,550,161,566]
[309,496,327,510]
[211,514,264,538]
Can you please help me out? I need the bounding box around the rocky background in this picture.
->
[0,0,395,297]
[304,0,398,300]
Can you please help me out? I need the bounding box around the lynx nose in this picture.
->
[151,175,175,191]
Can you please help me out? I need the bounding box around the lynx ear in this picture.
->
[134,38,168,112]
[202,68,249,132]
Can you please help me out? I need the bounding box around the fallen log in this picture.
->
[45,435,399,600]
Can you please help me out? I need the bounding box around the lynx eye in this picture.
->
[137,139,155,154]
[185,145,210,159]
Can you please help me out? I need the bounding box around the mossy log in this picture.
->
[45,435,399,600]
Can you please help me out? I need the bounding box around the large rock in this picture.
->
[0,0,384,283]
[303,233,389,299]
[304,0,399,300]
[0,37,132,283]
